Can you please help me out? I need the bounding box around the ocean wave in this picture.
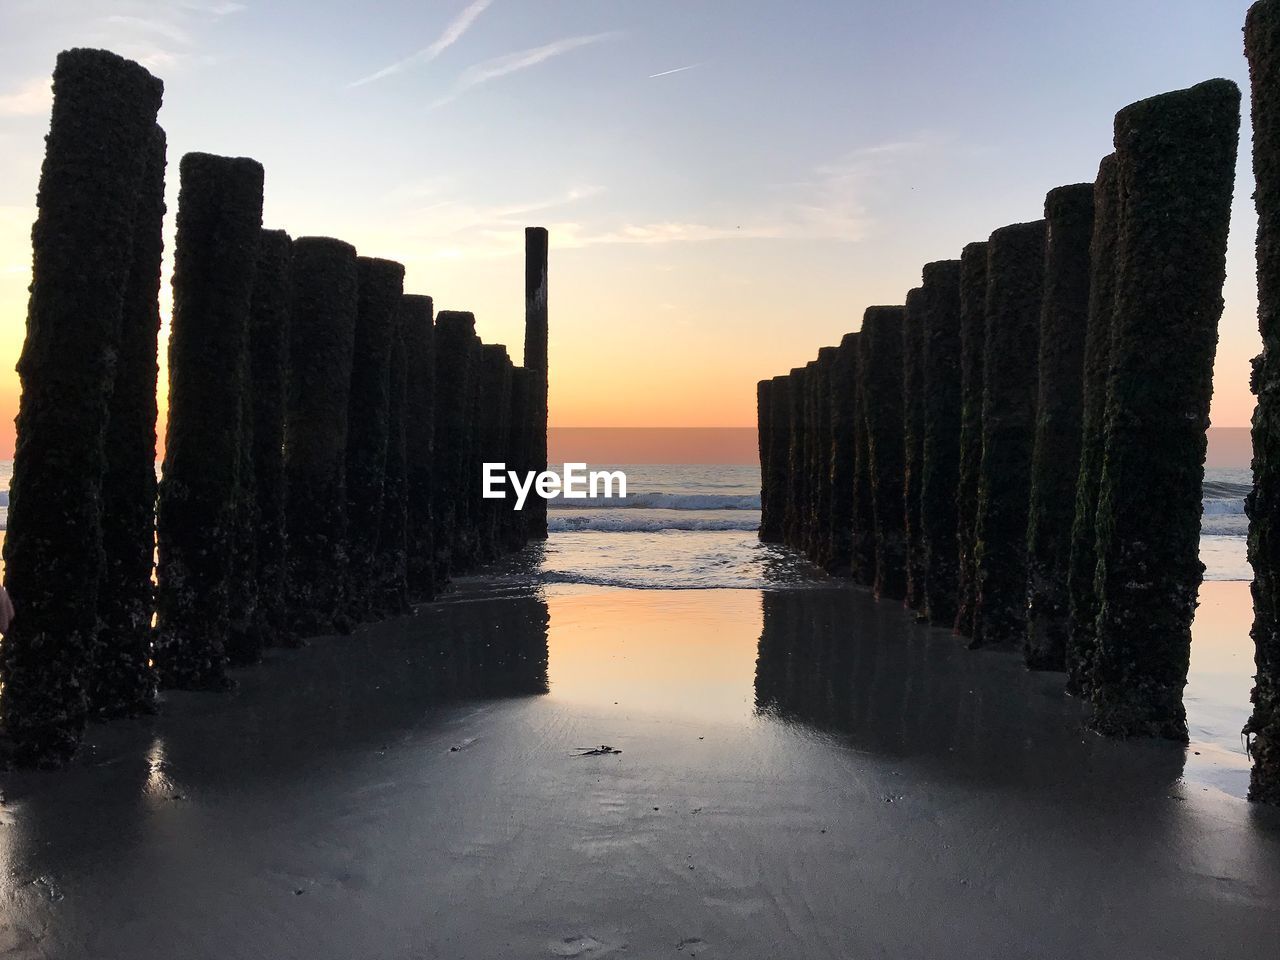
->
[548,515,759,533]
[1203,479,1252,500]
[548,492,759,511]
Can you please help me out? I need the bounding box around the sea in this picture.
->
[539,463,1254,589]
[0,461,1255,586]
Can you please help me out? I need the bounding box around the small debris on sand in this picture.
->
[574,745,621,757]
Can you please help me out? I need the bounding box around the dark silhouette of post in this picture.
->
[809,347,838,565]
[434,311,479,580]
[801,359,819,555]
[1246,0,1280,804]
[402,295,437,601]
[91,124,166,720]
[243,230,293,647]
[903,287,928,609]
[154,153,264,690]
[954,241,989,639]
[851,344,877,585]
[284,237,360,636]
[785,365,809,549]
[1025,185,1094,671]
[1066,157,1121,694]
[918,260,963,626]
[0,49,162,766]
[506,366,533,550]
[973,220,1045,647]
[478,344,513,563]
[345,257,406,622]
[766,374,792,546]
[828,334,860,573]
[1090,80,1240,739]
[757,379,774,541]
[377,314,411,616]
[524,227,549,540]
[860,306,909,601]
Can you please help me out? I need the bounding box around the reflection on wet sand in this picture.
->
[0,584,1278,959]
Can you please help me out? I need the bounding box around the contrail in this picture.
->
[350,0,494,88]
[648,64,699,79]
[432,32,617,108]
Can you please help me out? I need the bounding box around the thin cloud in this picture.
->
[648,64,699,79]
[432,31,616,108]
[350,0,495,88]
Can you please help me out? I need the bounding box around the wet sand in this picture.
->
[1,580,1279,959]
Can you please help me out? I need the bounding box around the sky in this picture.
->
[0,0,1267,457]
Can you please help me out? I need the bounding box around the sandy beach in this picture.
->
[1,575,1277,959]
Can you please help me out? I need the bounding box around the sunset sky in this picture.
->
[0,0,1266,458]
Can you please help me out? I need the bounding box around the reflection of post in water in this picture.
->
[426,594,550,699]
[753,590,1186,792]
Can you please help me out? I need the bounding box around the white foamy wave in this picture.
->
[548,492,759,511]
[548,515,759,533]
[1203,499,1245,517]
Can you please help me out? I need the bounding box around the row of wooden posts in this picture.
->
[0,48,550,768]
[757,69,1263,785]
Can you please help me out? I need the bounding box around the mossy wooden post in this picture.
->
[0,50,162,765]
[1066,157,1121,692]
[903,287,927,609]
[434,311,479,580]
[765,374,792,546]
[1247,0,1280,803]
[1025,185,1094,670]
[757,379,774,541]
[402,295,436,601]
[860,306,908,601]
[973,220,1045,647]
[954,242,989,638]
[810,347,838,565]
[154,153,264,689]
[784,365,809,549]
[457,332,485,571]
[506,366,532,551]
[498,354,523,551]
[1090,80,1239,739]
[801,359,820,557]
[851,344,877,585]
[919,260,963,626]
[284,237,359,636]
[525,227,549,541]
[376,315,411,616]
[828,334,859,573]
[91,124,166,719]
[478,343,512,563]
[345,257,405,621]
[244,230,293,647]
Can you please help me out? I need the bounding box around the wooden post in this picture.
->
[243,229,293,646]
[284,237,360,636]
[903,286,928,609]
[91,124,166,718]
[973,220,1045,647]
[402,294,437,601]
[1025,184,1094,670]
[953,241,990,638]
[0,49,163,765]
[860,306,909,601]
[918,260,963,625]
[345,257,405,621]
[524,228,549,540]
[828,334,860,573]
[1090,80,1240,739]
[1246,0,1280,802]
[1066,156,1121,694]
[154,153,264,690]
